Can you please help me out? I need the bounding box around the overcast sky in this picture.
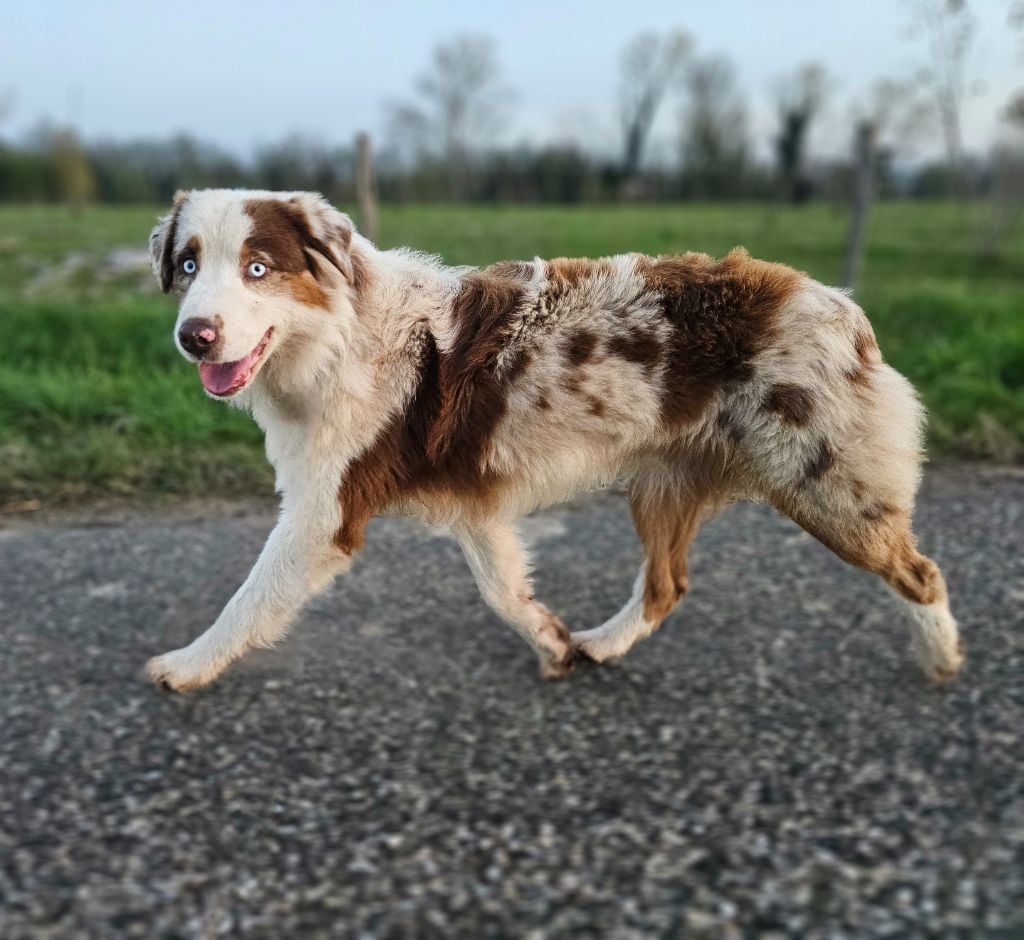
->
[2,0,1021,162]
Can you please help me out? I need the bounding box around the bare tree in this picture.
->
[904,0,978,201]
[774,62,832,202]
[680,54,750,199]
[618,30,692,181]
[387,34,509,198]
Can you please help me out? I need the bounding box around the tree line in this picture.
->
[0,0,1021,207]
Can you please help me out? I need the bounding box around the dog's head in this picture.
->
[149,189,358,399]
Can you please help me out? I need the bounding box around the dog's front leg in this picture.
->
[453,520,574,678]
[145,513,349,693]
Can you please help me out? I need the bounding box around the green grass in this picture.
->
[1,201,1022,504]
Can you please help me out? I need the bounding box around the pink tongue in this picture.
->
[198,348,259,395]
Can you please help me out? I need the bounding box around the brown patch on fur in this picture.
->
[487,260,535,281]
[847,329,880,387]
[586,395,605,417]
[545,257,613,292]
[630,489,703,625]
[285,274,330,309]
[805,440,835,480]
[715,409,745,444]
[773,496,946,609]
[891,552,945,606]
[538,604,575,677]
[505,348,533,385]
[536,393,551,411]
[243,199,354,309]
[427,270,528,467]
[335,332,505,554]
[562,374,583,395]
[183,235,201,266]
[339,266,531,552]
[607,329,663,373]
[163,233,203,296]
[636,249,802,425]
[854,329,878,365]
[349,246,372,296]
[861,501,899,522]
[564,329,599,367]
[158,201,184,294]
[764,383,815,426]
[245,200,321,274]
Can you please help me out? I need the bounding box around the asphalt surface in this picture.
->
[1,467,1022,939]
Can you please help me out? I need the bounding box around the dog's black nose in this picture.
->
[178,318,219,358]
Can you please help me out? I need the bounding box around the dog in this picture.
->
[144,188,963,692]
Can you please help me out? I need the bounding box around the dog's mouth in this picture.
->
[198,328,274,397]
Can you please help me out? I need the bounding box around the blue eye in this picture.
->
[248,261,267,278]
[182,258,197,275]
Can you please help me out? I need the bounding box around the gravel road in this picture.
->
[1,467,1022,938]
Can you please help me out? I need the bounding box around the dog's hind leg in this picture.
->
[572,479,705,663]
[453,519,575,678]
[760,355,963,683]
[773,484,963,683]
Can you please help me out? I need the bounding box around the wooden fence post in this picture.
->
[842,120,876,292]
[355,132,378,243]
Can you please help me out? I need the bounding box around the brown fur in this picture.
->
[546,257,613,292]
[243,199,351,309]
[805,441,836,480]
[158,202,184,294]
[637,249,802,426]
[607,329,663,373]
[764,383,815,426]
[715,408,745,444]
[349,245,372,297]
[562,374,584,395]
[335,332,505,554]
[861,501,899,522]
[487,260,535,281]
[630,488,703,624]
[564,329,599,367]
[848,329,880,387]
[336,268,537,553]
[427,269,529,466]
[165,233,203,296]
[778,496,946,608]
[506,348,534,384]
[183,236,202,266]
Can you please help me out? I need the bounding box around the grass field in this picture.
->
[1,201,1022,506]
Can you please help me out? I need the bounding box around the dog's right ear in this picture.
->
[149,190,189,293]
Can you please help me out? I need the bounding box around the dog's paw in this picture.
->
[921,636,965,686]
[570,630,622,664]
[539,646,576,680]
[145,648,217,694]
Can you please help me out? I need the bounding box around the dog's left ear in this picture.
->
[289,193,358,286]
[149,190,190,293]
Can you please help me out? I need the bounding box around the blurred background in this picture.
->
[1,0,1022,510]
